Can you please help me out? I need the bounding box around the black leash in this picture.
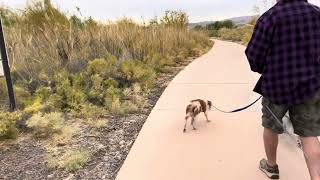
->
[211,96,262,113]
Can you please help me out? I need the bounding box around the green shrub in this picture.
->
[54,74,86,111]
[14,86,33,108]
[0,111,21,139]
[64,150,91,172]
[120,60,156,89]
[74,103,108,120]
[27,112,65,138]
[87,57,117,78]
[24,98,43,114]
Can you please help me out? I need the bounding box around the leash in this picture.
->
[211,96,283,126]
[211,96,262,113]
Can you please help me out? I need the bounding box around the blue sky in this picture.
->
[0,0,319,23]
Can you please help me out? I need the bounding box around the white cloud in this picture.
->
[310,0,320,6]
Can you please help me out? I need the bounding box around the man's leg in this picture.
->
[264,128,279,166]
[301,137,320,180]
[260,98,287,179]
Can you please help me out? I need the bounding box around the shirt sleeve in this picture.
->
[245,18,274,74]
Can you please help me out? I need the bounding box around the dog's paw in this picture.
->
[183,129,186,133]
[193,128,197,130]
[207,120,211,123]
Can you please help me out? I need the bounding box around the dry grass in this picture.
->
[46,149,91,172]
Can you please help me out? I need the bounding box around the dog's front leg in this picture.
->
[183,116,188,133]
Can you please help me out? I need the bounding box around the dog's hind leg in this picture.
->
[191,117,197,130]
[205,112,211,122]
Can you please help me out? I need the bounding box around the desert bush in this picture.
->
[51,125,78,146]
[120,101,139,115]
[27,112,65,138]
[85,119,108,129]
[120,60,156,89]
[46,149,91,172]
[0,111,21,139]
[74,103,107,120]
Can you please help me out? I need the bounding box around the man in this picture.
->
[245,0,320,179]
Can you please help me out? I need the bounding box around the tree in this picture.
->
[160,10,189,29]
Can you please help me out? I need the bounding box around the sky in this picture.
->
[0,0,319,23]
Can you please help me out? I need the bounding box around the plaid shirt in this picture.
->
[246,0,320,105]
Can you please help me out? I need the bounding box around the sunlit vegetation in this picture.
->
[0,0,212,172]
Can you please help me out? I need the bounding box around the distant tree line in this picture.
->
[193,20,236,37]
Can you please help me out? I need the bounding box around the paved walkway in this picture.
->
[116,40,309,180]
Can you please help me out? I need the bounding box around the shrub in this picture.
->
[120,60,156,89]
[74,103,107,120]
[64,150,91,172]
[110,97,121,114]
[0,111,21,139]
[46,149,91,172]
[54,73,87,111]
[51,125,78,146]
[85,119,108,129]
[24,98,43,114]
[27,112,65,138]
[14,86,33,108]
[120,101,138,115]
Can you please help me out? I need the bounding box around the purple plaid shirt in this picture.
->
[246,0,320,105]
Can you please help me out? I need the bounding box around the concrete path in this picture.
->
[116,40,310,180]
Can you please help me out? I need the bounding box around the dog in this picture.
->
[283,113,302,149]
[183,99,212,133]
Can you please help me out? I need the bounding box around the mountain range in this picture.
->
[189,15,258,28]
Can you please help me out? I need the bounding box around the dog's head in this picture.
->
[207,100,213,110]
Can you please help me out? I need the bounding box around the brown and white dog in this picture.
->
[183,99,212,133]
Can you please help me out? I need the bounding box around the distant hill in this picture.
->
[189,15,258,28]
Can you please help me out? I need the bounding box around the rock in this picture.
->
[63,174,74,180]
[97,143,105,151]
[47,174,54,179]
[119,140,126,146]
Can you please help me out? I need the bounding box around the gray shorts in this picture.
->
[262,90,320,137]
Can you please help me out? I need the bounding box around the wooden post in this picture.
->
[0,18,16,111]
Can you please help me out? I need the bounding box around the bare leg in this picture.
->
[205,112,211,122]
[191,117,197,130]
[263,128,279,166]
[300,137,320,180]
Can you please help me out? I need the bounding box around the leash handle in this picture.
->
[212,96,262,113]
